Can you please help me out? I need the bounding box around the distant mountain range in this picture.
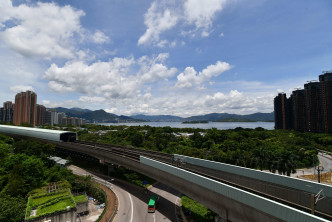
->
[132,112,274,122]
[52,107,274,123]
[53,107,136,123]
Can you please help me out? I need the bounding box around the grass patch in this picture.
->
[301,171,332,184]
[74,194,88,203]
[38,197,75,216]
[181,195,216,222]
[25,182,77,220]
[30,191,70,208]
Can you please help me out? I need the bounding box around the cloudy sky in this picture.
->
[0,0,331,117]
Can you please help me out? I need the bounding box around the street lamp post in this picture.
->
[316,166,324,183]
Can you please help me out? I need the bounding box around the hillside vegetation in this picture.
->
[78,125,330,175]
[0,135,105,222]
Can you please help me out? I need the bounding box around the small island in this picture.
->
[182,120,209,124]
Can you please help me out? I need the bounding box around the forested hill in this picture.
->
[53,107,137,123]
[131,112,274,122]
[185,112,274,122]
[52,107,274,123]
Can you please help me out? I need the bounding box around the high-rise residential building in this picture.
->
[57,112,66,125]
[0,108,3,122]
[291,89,306,132]
[274,93,288,130]
[51,111,58,125]
[13,91,37,126]
[286,96,293,130]
[3,101,14,123]
[45,110,52,125]
[36,104,46,125]
[45,110,57,126]
[304,82,321,132]
[61,117,68,125]
[274,71,332,133]
[319,71,332,133]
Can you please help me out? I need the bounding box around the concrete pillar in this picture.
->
[53,215,59,222]
[71,211,76,222]
[216,207,228,222]
[60,213,66,222]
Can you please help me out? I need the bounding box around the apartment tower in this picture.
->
[274,93,288,129]
[36,104,46,126]
[319,71,332,133]
[13,91,37,126]
[291,89,306,132]
[3,101,14,123]
[304,82,321,132]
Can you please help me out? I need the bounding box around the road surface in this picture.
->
[111,179,182,222]
[68,165,182,222]
[291,152,332,177]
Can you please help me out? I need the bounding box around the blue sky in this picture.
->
[0,0,331,116]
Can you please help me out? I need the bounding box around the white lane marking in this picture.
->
[175,195,180,222]
[153,213,156,222]
[112,187,120,222]
[128,192,134,222]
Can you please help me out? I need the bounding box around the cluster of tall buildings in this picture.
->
[0,91,85,127]
[274,71,332,133]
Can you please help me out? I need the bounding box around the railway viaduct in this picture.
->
[0,125,331,222]
[54,141,331,222]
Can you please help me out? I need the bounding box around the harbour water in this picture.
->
[99,121,274,130]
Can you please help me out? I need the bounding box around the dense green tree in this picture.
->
[0,144,12,166]
[76,125,322,172]
[13,140,55,159]
[130,131,144,147]
[0,195,26,222]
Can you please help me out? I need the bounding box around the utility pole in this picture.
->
[316,166,324,183]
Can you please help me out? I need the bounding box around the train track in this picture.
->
[72,140,332,220]
[74,140,173,163]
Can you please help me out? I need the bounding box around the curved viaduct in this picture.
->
[52,141,331,222]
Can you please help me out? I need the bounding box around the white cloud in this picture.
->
[219,32,224,37]
[92,30,110,44]
[41,99,79,108]
[105,108,118,114]
[120,89,274,117]
[79,96,106,103]
[201,30,211,37]
[141,63,177,82]
[0,0,13,27]
[140,53,177,82]
[0,1,85,59]
[0,46,44,104]
[184,0,227,30]
[176,61,232,88]
[10,85,35,93]
[138,1,178,46]
[138,0,229,46]
[44,54,177,100]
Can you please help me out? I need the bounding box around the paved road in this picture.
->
[291,152,332,177]
[149,183,182,222]
[68,165,182,222]
[111,180,182,222]
[319,152,332,172]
